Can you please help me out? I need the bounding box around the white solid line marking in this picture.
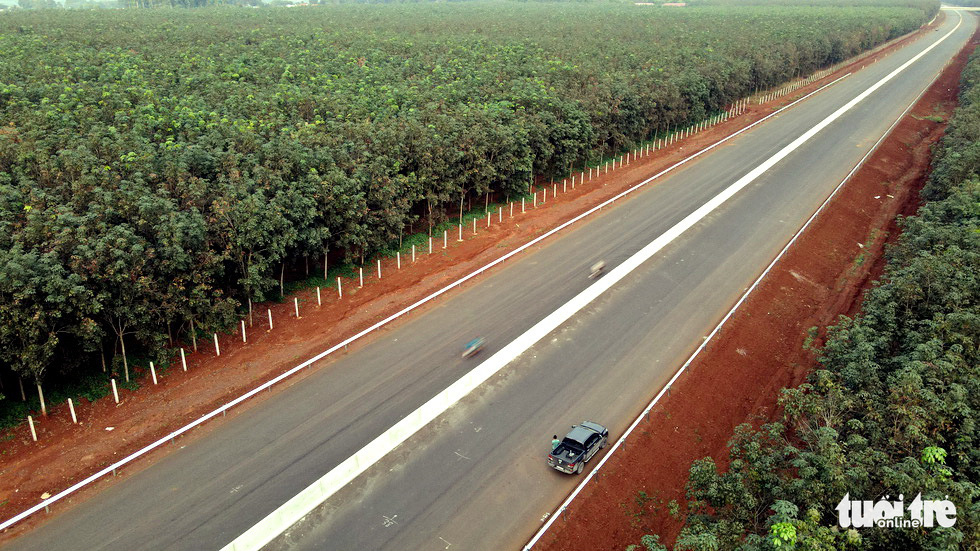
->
[0,36,847,541]
[226,14,962,549]
[221,19,971,551]
[9,14,951,545]
[524,10,964,551]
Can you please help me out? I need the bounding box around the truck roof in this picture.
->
[565,423,600,444]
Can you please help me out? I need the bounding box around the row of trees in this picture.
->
[0,1,937,417]
[643,42,979,551]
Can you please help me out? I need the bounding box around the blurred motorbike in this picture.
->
[462,337,486,359]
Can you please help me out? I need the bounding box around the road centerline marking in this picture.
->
[223,16,963,551]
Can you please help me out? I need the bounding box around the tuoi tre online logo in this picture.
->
[836,493,957,529]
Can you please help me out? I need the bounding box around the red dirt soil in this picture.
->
[0,14,963,548]
[535,14,976,551]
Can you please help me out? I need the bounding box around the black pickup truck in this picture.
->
[547,421,608,474]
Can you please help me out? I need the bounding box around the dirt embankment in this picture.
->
[0,14,960,547]
[535,15,975,551]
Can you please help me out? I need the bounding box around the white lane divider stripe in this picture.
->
[0,38,847,540]
[523,11,964,551]
[224,15,963,551]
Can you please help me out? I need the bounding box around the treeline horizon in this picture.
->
[0,1,937,420]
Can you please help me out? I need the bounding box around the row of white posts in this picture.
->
[20,93,760,443]
[755,61,846,105]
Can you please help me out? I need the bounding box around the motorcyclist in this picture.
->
[462,337,486,358]
[589,260,606,279]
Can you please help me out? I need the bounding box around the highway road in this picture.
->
[9,9,974,551]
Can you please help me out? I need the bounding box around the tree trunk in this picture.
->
[101,350,107,373]
[248,297,253,327]
[37,383,46,416]
[484,192,489,213]
[190,317,198,352]
[119,334,130,382]
[167,322,173,347]
[427,200,433,236]
[18,376,25,401]
[323,248,328,280]
[279,262,285,298]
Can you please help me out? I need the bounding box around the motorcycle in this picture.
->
[462,337,486,359]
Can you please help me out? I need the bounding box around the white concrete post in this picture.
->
[241,320,246,343]
[486,212,490,228]
[552,183,556,197]
[111,379,119,404]
[294,297,300,318]
[378,258,382,277]
[458,223,462,241]
[498,206,502,222]
[522,197,525,212]
[564,179,567,193]
[533,194,536,208]
[510,202,513,217]
[268,309,273,330]
[444,229,448,248]
[28,415,37,442]
[337,277,342,298]
[359,267,364,287]
[213,333,220,356]
[429,237,432,254]
[180,348,187,372]
[150,362,157,385]
[472,217,476,234]
[317,286,322,306]
[397,252,401,269]
[68,398,77,424]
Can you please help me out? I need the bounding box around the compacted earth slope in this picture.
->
[535,14,975,551]
[0,15,959,547]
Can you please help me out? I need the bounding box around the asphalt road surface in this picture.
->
[9,10,974,551]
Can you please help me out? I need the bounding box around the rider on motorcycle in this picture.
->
[462,337,486,358]
[589,260,606,279]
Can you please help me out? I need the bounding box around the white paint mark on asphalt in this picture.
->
[438,536,453,549]
[221,15,963,551]
[382,514,398,527]
[453,451,471,462]
[524,12,965,550]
